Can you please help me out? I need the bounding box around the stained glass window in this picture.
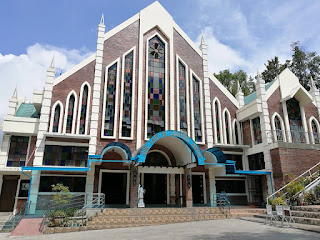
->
[311,120,319,144]
[193,77,202,142]
[79,85,88,134]
[225,111,230,144]
[252,117,262,144]
[66,95,75,133]
[147,36,165,138]
[178,61,187,134]
[274,116,283,141]
[43,145,88,167]
[234,122,239,145]
[122,51,133,137]
[7,136,29,167]
[287,98,304,142]
[104,63,117,136]
[214,101,221,143]
[52,105,60,133]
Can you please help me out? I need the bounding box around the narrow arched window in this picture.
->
[193,76,202,142]
[52,105,60,133]
[214,100,221,143]
[147,36,165,138]
[234,121,239,145]
[79,85,89,134]
[225,111,230,144]
[104,63,118,137]
[178,61,188,134]
[66,95,75,133]
[121,51,134,138]
[311,120,319,144]
[274,116,283,141]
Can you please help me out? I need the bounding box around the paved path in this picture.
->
[0,219,319,240]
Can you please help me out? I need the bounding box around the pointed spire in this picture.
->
[12,85,17,98]
[310,75,316,89]
[50,55,55,68]
[236,80,242,94]
[100,14,104,25]
[201,35,206,45]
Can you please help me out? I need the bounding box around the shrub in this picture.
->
[272,197,287,206]
[304,192,316,204]
[314,185,320,197]
[285,181,305,200]
[53,210,66,218]
[51,183,72,206]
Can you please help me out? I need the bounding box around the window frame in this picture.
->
[63,90,78,134]
[76,82,91,135]
[50,100,64,133]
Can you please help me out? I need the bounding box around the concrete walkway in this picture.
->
[0,219,319,239]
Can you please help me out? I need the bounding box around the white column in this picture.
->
[170,174,175,204]
[28,170,41,214]
[0,135,10,168]
[86,15,105,201]
[300,103,309,144]
[282,101,292,142]
[200,36,213,148]
[209,169,216,206]
[33,58,55,166]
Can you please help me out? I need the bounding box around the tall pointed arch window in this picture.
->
[213,100,221,143]
[147,36,165,138]
[311,119,320,144]
[53,105,61,133]
[103,63,118,137]
[178,61,188,134]
[274,115,283,141]
[65,95,75,133]
[78,85,89,134]
[224,111,231,144]
[121,51,134,138]
[252,117,262,145]
[286,98,304,142]
[192,76,202,142]
[233,120,241,145]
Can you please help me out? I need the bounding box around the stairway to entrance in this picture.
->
[254,206,320,226]
[86,207,228,230]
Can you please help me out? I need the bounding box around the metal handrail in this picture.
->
[212,193,231,214]
[8,201,31,230]
[267,161,320,202]
[266,129,320,144]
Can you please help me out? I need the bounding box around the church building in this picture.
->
[1,1,320,214]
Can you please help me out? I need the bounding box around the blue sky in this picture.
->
[0,0,320,121]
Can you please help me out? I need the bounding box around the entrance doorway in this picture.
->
[0,175,19,212]
[144,174,167,205]
[192,174,205,205]
[99,170,129,206]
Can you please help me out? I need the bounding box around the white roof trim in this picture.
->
[54,54,96,86]
[266,78,280,99]
[209,74,239,108]
[280,85,313,105]
[173,22,202,57]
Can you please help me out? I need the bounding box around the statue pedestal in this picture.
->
[138,198,145,208]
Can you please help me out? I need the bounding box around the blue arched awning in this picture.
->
[205,147,227,164]
[101,142,132,160]
[133,130,205,165]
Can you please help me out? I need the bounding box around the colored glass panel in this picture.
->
[79,85,88,134]
[274,116,283,141]
[178,61,188,134]
[252,117,262,144]
[193,77,202,142]
[43,145,88,167]
[122,51,133,137]
[147,36,165,138]
[104,63,117,136]
[287,98,305,142]
[234,122,239,144]
[66,95,75,133]
[7,136,29,167]
[52,105,60,133]
[215,101,221,143]
[311,120,319,143]
[225,111,230,144]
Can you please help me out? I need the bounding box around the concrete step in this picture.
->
[291,206,320,212]
[291,210,320,219]
[254,214,320,226]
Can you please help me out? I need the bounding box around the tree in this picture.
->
[261,56,287,83]
[214,69,255,96]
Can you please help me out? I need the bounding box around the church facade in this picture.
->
[1,2,320,213]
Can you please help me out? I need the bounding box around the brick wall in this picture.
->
[271,147,320,190]
[267,87,284,119]
[242,120,252,146]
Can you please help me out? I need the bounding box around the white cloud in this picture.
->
[197,27,250,73]
[0,44,93,118]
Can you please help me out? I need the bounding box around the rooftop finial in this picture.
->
[50,55,55,68]
[310,75,316,88]
[201,35,206,44]
[12,85,17,98]
[236,80,241,93]
[100,14,104,24]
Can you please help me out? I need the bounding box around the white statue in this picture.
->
[138,184,146,208]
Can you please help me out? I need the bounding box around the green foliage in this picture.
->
[51,183,72,205]
[304,192,316,204]
[272,196,287,206]
[214,69,254,96]
[314,185,320,197]
[261,56,287,83]
[52,210,66,218]
[284,180,305,200]
[64,207,78,217]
